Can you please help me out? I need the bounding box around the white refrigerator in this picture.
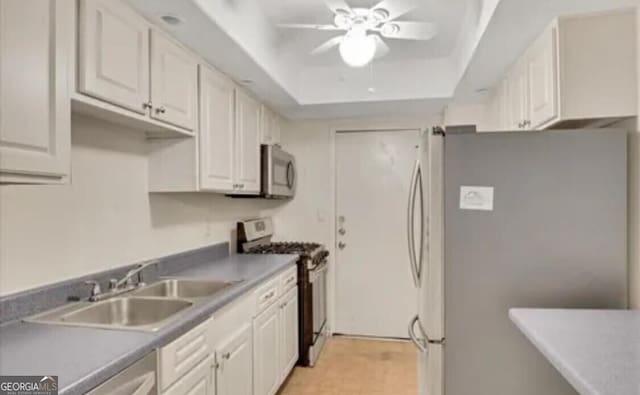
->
[407,128,627,395]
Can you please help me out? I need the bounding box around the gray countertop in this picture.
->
[509,308,640,395]
[0,253,298,395]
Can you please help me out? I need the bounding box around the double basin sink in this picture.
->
[27,279,241,332]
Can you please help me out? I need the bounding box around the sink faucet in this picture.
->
[84,259,159,302]
[111,260,159,290]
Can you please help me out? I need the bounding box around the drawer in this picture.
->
[254,276,280,313]
[159,318,212,391]
[280,266,298,294]
[162,355,213,395]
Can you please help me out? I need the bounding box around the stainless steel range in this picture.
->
[237,218,329,367]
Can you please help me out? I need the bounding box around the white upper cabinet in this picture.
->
[235,90,262,194]
[78,0,150,114]
[199,64,235,192]
[526,23,559,129]
[482,10,637,131]
[150,31,198,131]
[260,106,281,145]
[507,60,530,130]
[0,0,72,183]
[215,324,253,395]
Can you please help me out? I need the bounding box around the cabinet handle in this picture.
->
[142,102,153,110]
[155,106,166,114]
[524,120,531,127]
[222,352,231,360]
[263,290,275,301]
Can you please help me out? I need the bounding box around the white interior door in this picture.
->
[335,130,419,338]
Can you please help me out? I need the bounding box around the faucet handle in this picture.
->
[84,280,102,300]
[108,278,118,290]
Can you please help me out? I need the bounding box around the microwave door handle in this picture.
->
[286,161,296,189]
[407,160,420,287]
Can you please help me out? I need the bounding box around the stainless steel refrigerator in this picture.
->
[407,129,628,395]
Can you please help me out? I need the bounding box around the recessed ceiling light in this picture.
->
[240,79,254,85]
[160,14,183,26]
[475,88,490,93]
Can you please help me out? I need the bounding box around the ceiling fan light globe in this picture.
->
[339,30,376,67]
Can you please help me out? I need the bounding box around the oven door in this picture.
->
[309,260,328,365]
[262,145,296,198]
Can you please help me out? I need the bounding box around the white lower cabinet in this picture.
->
[253,284,299,395]
[163,356,214,395]
[215,324,253,395]
[278,288,299,383]
[159,319,212,391]
[253,303,281,395]
[157,269,298,395]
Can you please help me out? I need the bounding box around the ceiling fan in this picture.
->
[278,0,438,68]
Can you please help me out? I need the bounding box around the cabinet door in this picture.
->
[199,65,235,192]
[260,106,273,145]
[260,106,281,145]
[271,114,281,145]
[235,90,261,194]
[0,0,72,182]
[150,30,198,130]
[495,79,510,131]
[216,324,253,395]
[527,24,559,129]
[279,289,299,383]
[253,303,280,395]
[163,356,213,395]
[507,61,529,130]
[78,0,150,114]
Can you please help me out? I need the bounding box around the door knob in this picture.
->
[338,242,346,250]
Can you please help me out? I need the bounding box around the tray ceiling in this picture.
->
[128,0,638,119]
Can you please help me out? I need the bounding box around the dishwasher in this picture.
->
[87,351,157,395]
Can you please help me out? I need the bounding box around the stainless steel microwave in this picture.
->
[261,145,296,199]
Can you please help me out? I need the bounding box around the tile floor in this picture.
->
[278,336,417,395]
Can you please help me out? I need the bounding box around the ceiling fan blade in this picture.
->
[277,23,342,31]
[310,36,344,55]
[373,35,390,59]
[372,0,416,21]
[381,21,438,40]
[324,0,353,15]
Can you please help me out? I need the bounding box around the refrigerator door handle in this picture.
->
[408,315,427,353]
[416,163,424,283]
[407,160,420,287]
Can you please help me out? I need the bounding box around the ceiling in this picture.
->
[128,0,638,120]
[260,0,474,67]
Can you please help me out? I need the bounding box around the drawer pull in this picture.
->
[263,290,275,300]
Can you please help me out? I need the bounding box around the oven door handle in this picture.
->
[309,262,328,282]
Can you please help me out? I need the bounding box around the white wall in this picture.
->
[277,115,443,333]
[0,115,282,296]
